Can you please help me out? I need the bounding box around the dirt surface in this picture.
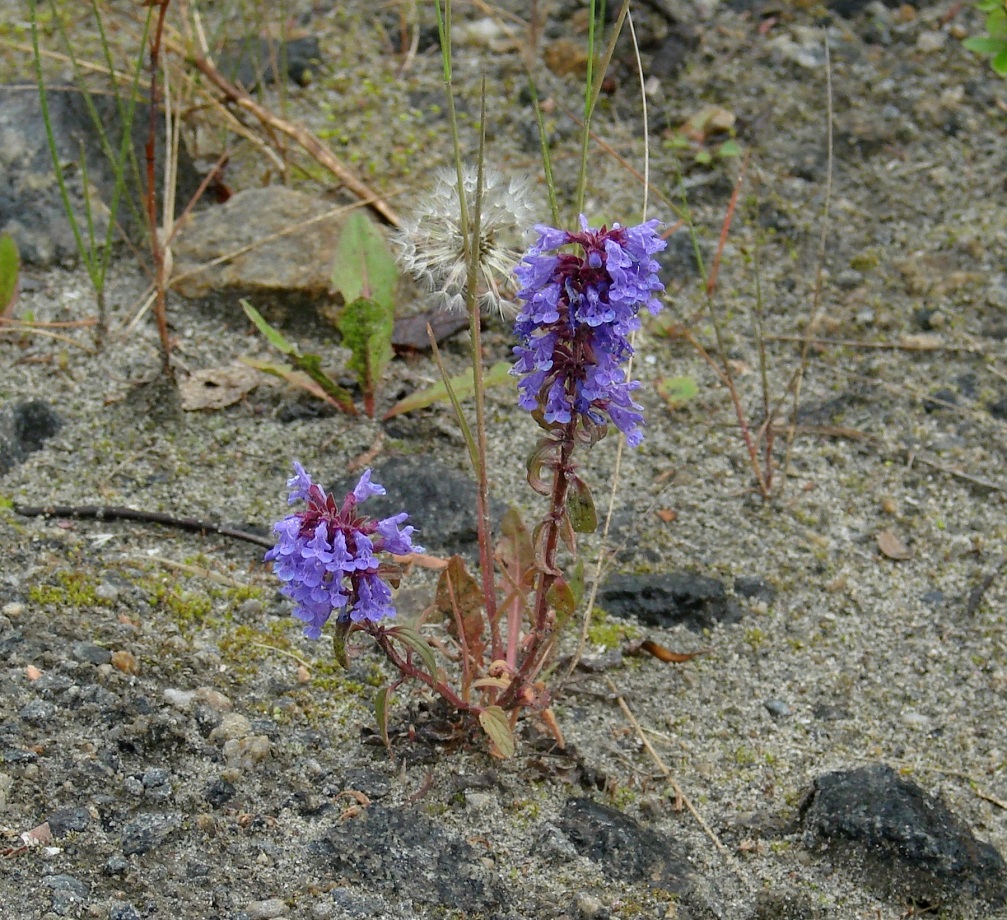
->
[2,1,1007,919]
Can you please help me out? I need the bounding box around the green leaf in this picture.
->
[694,150,713,166]
[0,233,19,315]
[566,475,598,534]
[546,575,577,632]
[976,0,1002,12]
[383,360,514,419]
[656,375,698,409]
[374,685,392,753]
[388,625,439,680]
[993,45,1007,73]
[331,211,398,310]
[478,705,515,758]
[337,296,394,417]
[332,620,351,669]
[964,34,1004,53]
[718,139,742,158]
[294,353,357,415]
[241,299,297,355]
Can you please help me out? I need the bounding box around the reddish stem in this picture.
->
[371,628,480,716]
[498,421,577,709]
[145,0,173,380]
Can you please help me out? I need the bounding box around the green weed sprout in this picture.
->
[964,0,1007,75]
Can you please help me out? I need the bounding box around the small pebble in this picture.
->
[915,30,946,52]
[223,735,271,770]
[210,713,252,743]
[764,699,792,719]
[163,688,196,710]
[2,602,25,618]
[246,898,288,919]
[109,902,141,920]
[94,582,119,602]
[20,699,56,725]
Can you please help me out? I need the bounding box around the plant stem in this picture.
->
[145,0,173,380]
[372,629,480,715]
[499,422,577,709]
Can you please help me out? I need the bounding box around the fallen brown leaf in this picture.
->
[633,639,713,664]
[180,362,262,411]
[878,528,912,560]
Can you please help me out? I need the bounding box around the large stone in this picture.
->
[598,572,743,631]
[0,83,200,266]
[801,763,1007,909]
[170,187,343,300]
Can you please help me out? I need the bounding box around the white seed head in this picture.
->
[393,166,537,315]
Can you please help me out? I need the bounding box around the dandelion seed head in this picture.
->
[394,166,537,315]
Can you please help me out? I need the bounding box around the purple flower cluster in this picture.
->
[265,463,421,639]
[512,216,666,447]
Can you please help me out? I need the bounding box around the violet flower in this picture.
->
[265,463,422,638]
[512,216,666,447]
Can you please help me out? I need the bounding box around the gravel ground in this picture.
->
[1,1,1007,918]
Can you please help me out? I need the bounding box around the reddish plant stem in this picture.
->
[498,422,577,709]
[371,629,480,716]
[145,0,173,379]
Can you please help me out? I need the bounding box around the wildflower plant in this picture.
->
[264,0,667,756]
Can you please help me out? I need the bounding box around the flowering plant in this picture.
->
[265,213,665,755]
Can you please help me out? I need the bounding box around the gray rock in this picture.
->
[333,456,506,556]
[46,806,91,837]
[245,899,288,919]
[0,399,62,476]
[598,572,743,631]
[557,798,694,893]
[121,812,181,856]
[108,903,141,920]
[43,875,88,916]
[71,642,112,666]
[170,187,344,300]
[312,805,508,910]
[19,698,56,725]
[0,84,200,266]
[801,763,1007,908]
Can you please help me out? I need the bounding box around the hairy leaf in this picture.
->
[566,475,598,533]
[478,705,515,758]
[435,555,485,659]
[388,625,439,680]
[331,211,397,309]
[0,233,20,316]
[337,296,394,417]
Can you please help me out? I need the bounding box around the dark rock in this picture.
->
[988,397,1007,421]
[46,806,91,837]
[217,36,322,88]
[0,84,200,266]
[71,641,112,666]
[801,763,1007,908]
[121,812,181,856]
[312,805,508,910]
[557,798,694,893]
[922,589,945,608]
[923,388,957,413]
[103,856,130,877]
[0,399,62,475]
[170,187,344,300]
[19,698,55,725]
[598,572,743,631]
[43,874,88,916]
[109,903,141,920]
[333,457,506,556]
[204,778,236,808]
[735,575,776,604]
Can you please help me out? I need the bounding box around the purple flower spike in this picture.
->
[512,217,665,445]
[265,465,422,638]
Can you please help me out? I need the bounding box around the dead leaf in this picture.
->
[878,528,912,560]
[20,823,52,847]
[634,640,713,664]
[898,333,942,351]
[391,311,468,352]
[543,38,591,79]
[180,362,262,411]
[656,509,677,524]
